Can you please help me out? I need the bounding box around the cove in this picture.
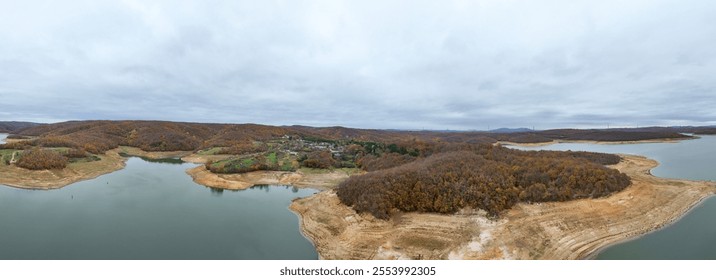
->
[0,152,319,260]
[514,136,716,259]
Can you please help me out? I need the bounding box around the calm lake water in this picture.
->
[514,135,716,259]
[0,153,319,259]
[0,133,7,144]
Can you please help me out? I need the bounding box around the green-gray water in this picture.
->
[0,133,7,144]
[515,135,716,259]
[0,148,319,259]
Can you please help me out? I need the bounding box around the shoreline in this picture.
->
[497,137,692,147]
[583,193,715,259]
[289,154,715,259]
[289,203,323,259]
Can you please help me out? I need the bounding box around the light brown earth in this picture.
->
[181,154,234,164]
[118,146,194,159]
[0,149,127,189]
[186,166,362,191]
[289,154,716,259]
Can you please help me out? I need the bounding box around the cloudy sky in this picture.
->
[1,0,715,130]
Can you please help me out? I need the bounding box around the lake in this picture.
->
[0,133,7,144]
[514,135,716,259]
[0,144,319,259]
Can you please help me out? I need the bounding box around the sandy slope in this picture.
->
[289,155,715,259]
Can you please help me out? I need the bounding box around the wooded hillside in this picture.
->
[4,121,704,155]
[337,145,630,218]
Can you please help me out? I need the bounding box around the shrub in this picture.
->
[301,151,337,169]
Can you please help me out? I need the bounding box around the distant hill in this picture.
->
[0,121,43,133]
[2,120,709,154]
[489,127,534,133]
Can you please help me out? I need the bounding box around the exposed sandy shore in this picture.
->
[118,146,194,159]
[289,155,715,259]
[181,153,234,164]
[186,166,361,191]
[0,149,127,189]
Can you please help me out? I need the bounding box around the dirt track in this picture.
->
[289,155,716,259]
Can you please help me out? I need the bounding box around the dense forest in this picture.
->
[337,145,630,218]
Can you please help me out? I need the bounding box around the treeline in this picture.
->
[336,145,629,219]
[5,120,708,155]
[217,141,268,155]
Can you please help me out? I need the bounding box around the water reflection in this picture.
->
[207,185,304,196]
[209,187,224,196]
[249,185,303,194]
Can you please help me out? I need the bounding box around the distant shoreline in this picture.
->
[497,136,694,147]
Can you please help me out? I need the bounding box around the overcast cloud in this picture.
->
[1,0,715,130]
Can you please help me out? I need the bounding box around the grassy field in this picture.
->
[0,149,18,165]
